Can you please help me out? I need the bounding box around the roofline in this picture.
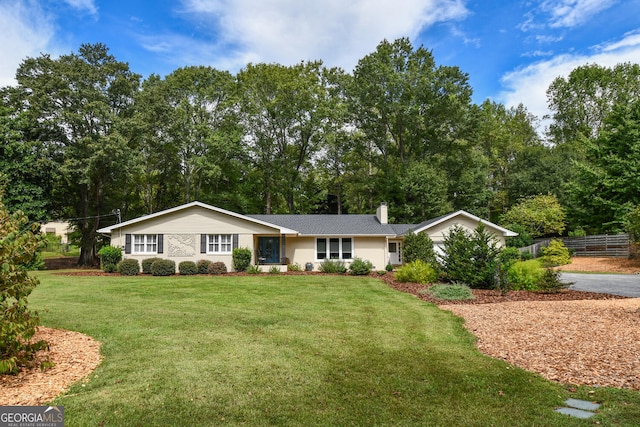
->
[96,201,299,235]
[411,210,518,237]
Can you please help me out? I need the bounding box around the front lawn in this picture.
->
[29,272,638,426]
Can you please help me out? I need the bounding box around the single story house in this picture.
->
[97,201,517,272]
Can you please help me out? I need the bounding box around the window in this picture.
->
[316,238,353,260]
[133,234,157,254]
[208,234,232,254]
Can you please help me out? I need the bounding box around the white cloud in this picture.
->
[63,0,98,15]
[0,1,57,87]
[540,0,618,28]
[177,0,469,72]
[498,30,640,134]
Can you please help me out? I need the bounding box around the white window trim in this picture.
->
[207,234,233,254]
[315,237,354,261]
[133,234,158,254]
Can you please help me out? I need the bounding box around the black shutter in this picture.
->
[201,234,207,253]
[232,234,239,250]
[157,234,164,254]
[125,234,131,254]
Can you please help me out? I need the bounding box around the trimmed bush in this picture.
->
[426,283,475,301]
[385,263,393,272]
[98,245,122,273]
[232,247,252,272]
[395,260,438,284]
[207,261,227,275]
[507,259,544,291]
[540,239,571,267]
[403,231,439,271]
[179,261,198,275]
[319,259,347,274]
[142,257,162,274]
[117,259,139,276]
[349,258,373,276]
[246,264,261,274]
[150,259,175,276]
[196,259,211,274]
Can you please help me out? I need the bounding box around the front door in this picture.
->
[258,237,280,264]
[388,241,402,265]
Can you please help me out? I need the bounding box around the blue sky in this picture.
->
[2,0,640,127]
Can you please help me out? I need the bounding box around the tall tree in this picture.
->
[15,43,140,265]
[237,61,333,213]
[547,62,640,145]
[567,100,640,233]
[350,38,475,221]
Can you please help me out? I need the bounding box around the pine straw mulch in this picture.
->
[3,257,639,406]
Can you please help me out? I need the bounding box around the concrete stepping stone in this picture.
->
[555,398,601,419]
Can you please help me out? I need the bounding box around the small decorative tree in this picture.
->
[402,231,439,272]
[0,191,48,374]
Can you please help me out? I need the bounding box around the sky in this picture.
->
[2,0,640,128]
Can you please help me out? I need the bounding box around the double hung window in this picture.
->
[208,234,232,253]
[133,234,158,254]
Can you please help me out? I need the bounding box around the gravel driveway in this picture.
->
[563,272,640,297]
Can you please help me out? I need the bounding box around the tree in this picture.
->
[402,231,439,269]
[547,62,640,144]
[237,61,334,213]
[14,44,141,266]
[500,194,566,238]
[0,187,47,374]
[567,101,640,233]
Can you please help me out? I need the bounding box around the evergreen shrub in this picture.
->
[349,258,373,275]
[117,259,139,276]
[150,259,175,276]
[196,259,211,274]
[232,247,252,272]
[179,261,198,275]
[319,259,347,274]
[540,239,571,266]
[207,261,227,275]
[142,257,162,274]
[98,245,122,273]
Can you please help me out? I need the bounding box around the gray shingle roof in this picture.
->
[248,214,398,236]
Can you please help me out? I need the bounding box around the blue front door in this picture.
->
[258,237,280,264]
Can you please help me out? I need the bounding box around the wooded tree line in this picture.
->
[1,39,639,264]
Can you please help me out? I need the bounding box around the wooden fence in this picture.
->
[519,234,630,258]
[561,234,630,258]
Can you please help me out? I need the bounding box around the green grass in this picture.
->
[29,272,640,426]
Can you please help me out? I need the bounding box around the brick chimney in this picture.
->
[376,202,388,224]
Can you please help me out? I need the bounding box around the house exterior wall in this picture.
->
[283,235,389,271]
[422,217,508,248]
[110,206,280,271]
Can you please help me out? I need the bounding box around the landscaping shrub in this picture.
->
[268,266,281,274]
[402,231,439,270]
[98,245,122,273]
[507,259,544,291]
[536,267,571,293]
[426,283,475,301]
[196,259,211,274]
[348,258,373,275]
[207,261,227,275]
[319,259,347,274]
[232,247,252,272]
[142,257,162,274]
[117,259,139,276]
[287,262,302,272]
[385,263,393,272]
[540,239,571,267]
[395,260,438,284]
[441,224,500,289]
[246,264,261,274]
[178,261,198,275]
[150,259,175,276]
